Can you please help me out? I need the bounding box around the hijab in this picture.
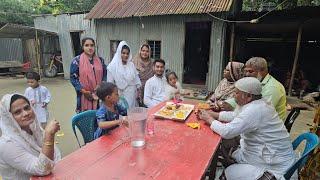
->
[0,94,43,154]
[211,62,244,101]
[228,61,244,82]
[0,94,61,160]
[132,44,154,87]
[132,44,153,73]
[107,41,139,90]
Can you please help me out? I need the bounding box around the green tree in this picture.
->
[0,0,99,26]
[242,0,320,11]
[0,0,39,25]
[36,0,100,14]
[55,0,99,13]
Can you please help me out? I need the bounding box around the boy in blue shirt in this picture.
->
[94,82,127,139]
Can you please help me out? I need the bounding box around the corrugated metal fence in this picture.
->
[0,38,23,62]
[34,13,96,78]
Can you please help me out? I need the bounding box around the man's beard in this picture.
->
[155,72,163,77]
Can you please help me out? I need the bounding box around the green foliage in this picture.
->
[55,0,99,13]
[0,0,38,25]
[242,0,320,11]
[0,0,99,26]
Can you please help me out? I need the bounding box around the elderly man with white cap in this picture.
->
[199,77,296,180]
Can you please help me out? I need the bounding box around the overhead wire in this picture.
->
[206,0,289,23]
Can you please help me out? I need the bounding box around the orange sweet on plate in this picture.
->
[186,122,200,129]
[197,103,210,110]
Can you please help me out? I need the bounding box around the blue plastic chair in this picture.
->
[284,132,319,179]
[119,96,129,110]
[284,108,301,133]
[71,110,97,147]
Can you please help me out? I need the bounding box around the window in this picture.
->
[110,40,121,59]
[147,40,161,59]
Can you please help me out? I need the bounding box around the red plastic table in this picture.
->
[32,101,221,180]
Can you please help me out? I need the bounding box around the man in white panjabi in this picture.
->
[107,41,141,108]
[143,59,167,108]
[199,77,297,180]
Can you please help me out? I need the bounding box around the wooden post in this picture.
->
[229,24,235,61]
[288,25,302,96]
[35,30,41,76]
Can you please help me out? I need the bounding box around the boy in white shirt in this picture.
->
[24,72,51,128]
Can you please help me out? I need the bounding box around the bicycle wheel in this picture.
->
[44,64,58,77]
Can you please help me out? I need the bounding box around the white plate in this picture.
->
[154,102,194,121]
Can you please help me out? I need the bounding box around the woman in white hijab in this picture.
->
[107,41,141,108]
[0,94,61,180]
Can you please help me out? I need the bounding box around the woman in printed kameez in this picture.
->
[132,44,154,106]
[209,61,244,102]
[70,37,107,112]
[208,61,244,111]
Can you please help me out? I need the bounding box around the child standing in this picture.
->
[24,72,51,128]
[94,82,128,139]
[165,71,184,101]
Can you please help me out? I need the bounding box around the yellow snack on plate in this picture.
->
[159,108,174,116]
[186,123,200,129]
[175,111,185,119]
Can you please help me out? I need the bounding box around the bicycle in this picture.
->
[44,53,63,77]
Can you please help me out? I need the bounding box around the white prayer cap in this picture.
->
[235,77,262,95]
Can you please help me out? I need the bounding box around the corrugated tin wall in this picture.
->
[96,16,185,81]
[34,14,96,78]
[96,15,225,90]
[0,38,23,62]
[207,20,226,90]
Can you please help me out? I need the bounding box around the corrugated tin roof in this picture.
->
[86,0,233,19]
[0,23,57,39]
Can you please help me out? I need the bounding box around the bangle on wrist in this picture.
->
[44,141,54,146]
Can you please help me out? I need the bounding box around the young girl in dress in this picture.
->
[164,71,184,101]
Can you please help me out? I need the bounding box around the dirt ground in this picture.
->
[0,76,316,157]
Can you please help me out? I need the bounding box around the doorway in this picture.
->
[183,21,211,85]
[70,32,82,56]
